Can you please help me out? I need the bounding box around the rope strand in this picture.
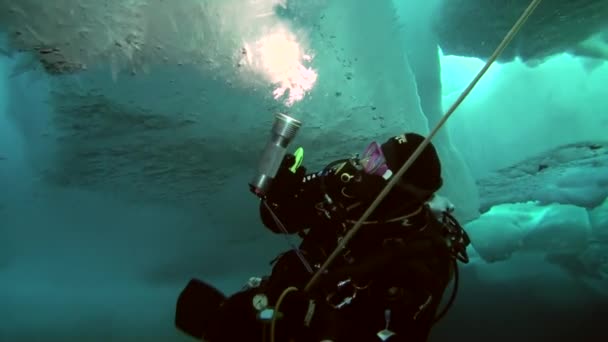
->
[304,0,544,293]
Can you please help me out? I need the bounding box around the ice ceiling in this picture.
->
[0,0,608,341]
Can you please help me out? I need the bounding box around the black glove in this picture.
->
[266,153,306,202]
[175,279,227,339]
[271,287,314,336]
[273,287,344,342]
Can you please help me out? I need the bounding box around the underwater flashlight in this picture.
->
[249,113,302,198]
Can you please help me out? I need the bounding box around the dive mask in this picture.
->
[359,141,391,179]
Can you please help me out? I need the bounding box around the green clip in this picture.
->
[258,308,283,321]
[289,147,304,173]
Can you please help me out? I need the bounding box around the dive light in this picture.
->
[249,113,302,198]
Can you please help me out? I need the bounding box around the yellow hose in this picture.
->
[270,286,299,342]
[303,0,544,293]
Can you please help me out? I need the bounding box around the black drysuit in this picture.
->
[254,160,462,342]
[181,159,465,342]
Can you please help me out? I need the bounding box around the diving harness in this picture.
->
[260,155,471,332]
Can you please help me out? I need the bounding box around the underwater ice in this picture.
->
[1,0,608,341]
[466,202,594,262]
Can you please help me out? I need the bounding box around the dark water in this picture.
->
[432,261,608,342]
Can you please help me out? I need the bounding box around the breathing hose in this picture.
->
[303,0,544,293]
[270,286,299,342]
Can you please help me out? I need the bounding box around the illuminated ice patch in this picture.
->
[240,24,317,106]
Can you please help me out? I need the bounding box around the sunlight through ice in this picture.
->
[240,3,318,107]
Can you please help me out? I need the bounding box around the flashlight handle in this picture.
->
[249,113,302,198]
[250,143,287,196]
[259,136,288,177]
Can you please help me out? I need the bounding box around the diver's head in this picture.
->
[359,132,442,203]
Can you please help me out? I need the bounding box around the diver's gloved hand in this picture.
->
[274,287,315,332]
[273,287,343,341]
[175,279,227,339]
[266,153,306,202]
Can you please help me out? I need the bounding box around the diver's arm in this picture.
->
[259,168,329,234]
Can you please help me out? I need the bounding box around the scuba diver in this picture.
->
[175,132,470,342]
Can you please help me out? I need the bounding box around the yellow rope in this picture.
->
[303,0,544,293]
[270,286,299,342]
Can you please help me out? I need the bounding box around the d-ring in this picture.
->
[340,173,354,183]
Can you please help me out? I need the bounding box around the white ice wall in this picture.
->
[443,54,608,177]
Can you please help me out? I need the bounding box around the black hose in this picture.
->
[433,259,459,325]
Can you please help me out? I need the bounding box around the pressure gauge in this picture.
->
[252,294,268,310]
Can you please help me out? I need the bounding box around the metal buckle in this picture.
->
[326,278,358,309]
[247,276,263,288]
